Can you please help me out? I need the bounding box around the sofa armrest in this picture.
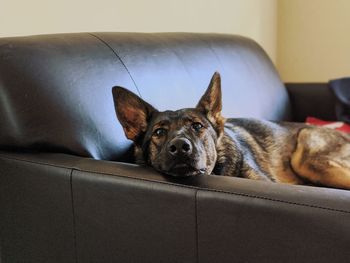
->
[1,151,350,263]
[285,83,337,122]
[0,152,76,262]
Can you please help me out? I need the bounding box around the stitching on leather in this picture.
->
[0,154,73,169]
[194,190,199,263]
[1,154,350,215]
[69,169,79,263]
[87,33,142,98]
[194,34,224,69]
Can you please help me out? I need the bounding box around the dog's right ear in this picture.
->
[112,87,157,142]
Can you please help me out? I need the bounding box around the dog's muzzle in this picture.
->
[167,137,192,157]
[163,137,206,177]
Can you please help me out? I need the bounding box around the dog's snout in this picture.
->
[168,138,192,156]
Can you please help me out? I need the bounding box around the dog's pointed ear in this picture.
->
[196,72,225,132]
[112,87,157,142]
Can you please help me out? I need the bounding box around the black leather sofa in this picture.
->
[1,33,349,263]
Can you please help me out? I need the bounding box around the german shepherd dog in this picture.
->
[113,72,350,190]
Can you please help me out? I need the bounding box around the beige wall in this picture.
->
[0,0,277,62]
[278,0,350,82]
[2,1,350,82]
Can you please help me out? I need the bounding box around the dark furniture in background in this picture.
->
[1,33,349,263]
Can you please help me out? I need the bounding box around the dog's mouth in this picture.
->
[164,162,206,177]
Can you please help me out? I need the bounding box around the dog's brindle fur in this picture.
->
[113,72,350,190]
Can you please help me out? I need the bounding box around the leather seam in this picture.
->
[194,34,224,69]
[1,154,350,215]
[87,33,142,97]
[195,190,199,263]
[70,169,79,263]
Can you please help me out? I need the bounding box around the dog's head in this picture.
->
[112,72,225,177]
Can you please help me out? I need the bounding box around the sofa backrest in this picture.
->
[0,33,291,160]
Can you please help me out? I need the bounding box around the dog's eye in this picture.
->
[153,128,167,137]
[192,122,203,131]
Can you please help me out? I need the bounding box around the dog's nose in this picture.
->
[168,138,192,156]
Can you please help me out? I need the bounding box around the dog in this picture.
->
[112,72,350,190]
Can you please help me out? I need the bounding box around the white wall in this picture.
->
[0,0,277,63]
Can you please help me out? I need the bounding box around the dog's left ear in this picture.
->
[196,72,225,133]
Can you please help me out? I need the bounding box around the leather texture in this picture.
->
[0,33,290,161]
[286,83,337,121]
[0,33,346,263]
[1,152,350,262]
[0,154,76,263]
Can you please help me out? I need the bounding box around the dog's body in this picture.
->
[113,72,350,190]
[221,119,350,189]
[216,119,304,184]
